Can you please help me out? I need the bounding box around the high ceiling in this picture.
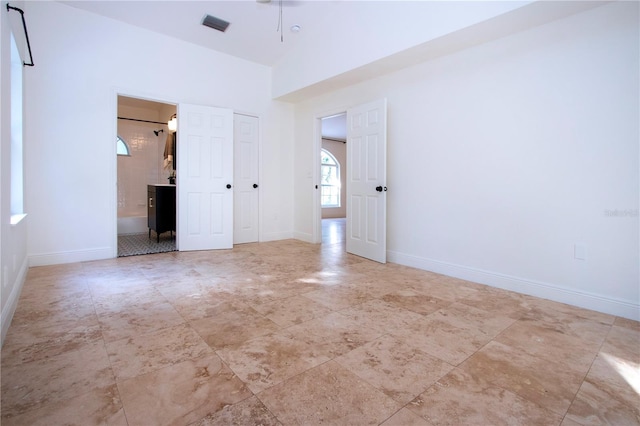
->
[61,0,344,67]
[60,0,607,102]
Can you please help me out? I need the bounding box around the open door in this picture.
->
[177,103,234,251]
[346,98,387,263]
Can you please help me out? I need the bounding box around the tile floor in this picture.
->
[1,229,639,425]
[118,232,176,257]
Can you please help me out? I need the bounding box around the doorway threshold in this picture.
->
[117,233,176,257]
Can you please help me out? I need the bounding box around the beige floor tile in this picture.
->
[1,384,127,426]
[16,280,91,304]
[164,289,252,322]
[560,417,585,426]
[380,408,433,425]
[524,296,616,325]
[459,340,586,415]
[281,311,384,358]
[341,276,404,299]
[106,323,214,381]
[1,340,115,419]
[520,307,613,346]
[564,351,640,425]
[118,353,251,426]
[258,360,402,425]
[336,334,454,404]
[288,267,367,287]
[389,302,515,365]
[26,262,84,280]
[614,316,640,331]
[302,283,380,308]
[338,299,424,335]
[494,320,600,370]
[408,367,563,425]
[10,292,97,330]
[142,263,204,282]
[189,305,280,350]
[249,294,333,327]
[218,332,330,393]
[97,300,186,342]
[88,281,158,301]
[381,289,451,316]
[565,379,640,425]
[92,286,171,316]
[1,322,103,367]
[190,395,281,426]
[412,276,483,302]
[456,286,534,319]
[239,280,322,308]
[601,324,640,362]
[3,236,631,426]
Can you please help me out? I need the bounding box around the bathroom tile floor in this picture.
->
[118,232,177,257]
[2,237,639,425]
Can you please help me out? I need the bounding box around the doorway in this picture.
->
[116,95,177,257]
[320,113,347,248]
[315,99,388,263]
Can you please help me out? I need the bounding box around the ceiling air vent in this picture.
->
[202,14,230,32]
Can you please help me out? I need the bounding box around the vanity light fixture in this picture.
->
[168,114,177,132]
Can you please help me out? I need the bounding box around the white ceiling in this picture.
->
[322,114,346,141]
[61,0,343,67]
[64,0,606,118]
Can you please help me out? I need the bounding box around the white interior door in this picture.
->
[233,114,259,244]
[346,98,387,263]
[177,103,233,251]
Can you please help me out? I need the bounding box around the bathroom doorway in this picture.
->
[116,95,177,257]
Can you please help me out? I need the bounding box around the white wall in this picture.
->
[1,0,29,345]
[0,2,31,345]
[293,2,639,320]
[23,1,295,265]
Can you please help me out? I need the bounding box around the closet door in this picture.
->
[177,103,233,251]
[233,114,259,244]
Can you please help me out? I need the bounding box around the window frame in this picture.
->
[117,135,131,156]
[320,149,341,208]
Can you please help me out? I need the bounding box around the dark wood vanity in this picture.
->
[148,184,176,242]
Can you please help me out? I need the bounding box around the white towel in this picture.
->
[163,133,174,170]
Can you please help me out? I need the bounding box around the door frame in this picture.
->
[233,112,262,244]
[111,89,179,258]
[313,107,348,245]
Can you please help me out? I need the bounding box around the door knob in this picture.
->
[226,184,232,189]
[253,184,259,189]
[376,186,383,192]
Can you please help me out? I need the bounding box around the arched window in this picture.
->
[321,149,340,207]
[117,136,131,156]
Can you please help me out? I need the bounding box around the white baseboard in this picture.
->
[28,247,113,267]
[387,250,639,321]
[260,231,294,242]
[1,255,28,347]
[292,231,314,243]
